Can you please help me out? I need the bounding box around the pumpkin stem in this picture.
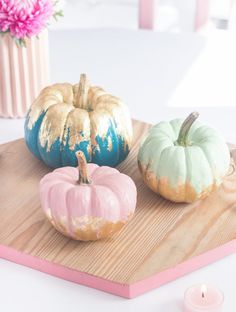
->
[75,73,89,109]
[177,112,199,146]
[76,151,91,184]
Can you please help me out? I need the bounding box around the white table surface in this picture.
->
[1,29,236,311]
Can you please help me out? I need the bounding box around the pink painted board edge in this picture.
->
[1,239,236,298]
[130,238,236,297]
[0,244,130,298]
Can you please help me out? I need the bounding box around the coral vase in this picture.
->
[0,30,49,118]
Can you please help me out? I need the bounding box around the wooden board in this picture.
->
[1,119,236,298]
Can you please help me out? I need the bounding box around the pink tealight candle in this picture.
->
[184,284,224,312]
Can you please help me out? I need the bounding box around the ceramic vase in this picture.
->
[0,30,50,118]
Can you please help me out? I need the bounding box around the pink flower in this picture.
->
[0,0,54,39]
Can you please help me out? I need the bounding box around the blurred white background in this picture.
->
[52,0,236,34]
[48,0,236,111]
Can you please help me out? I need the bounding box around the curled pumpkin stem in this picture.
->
[177,112,199,146]
[76,151,91,184]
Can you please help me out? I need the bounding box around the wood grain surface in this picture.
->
[1,119,236,287]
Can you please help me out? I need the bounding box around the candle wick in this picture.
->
[201,284,207,299]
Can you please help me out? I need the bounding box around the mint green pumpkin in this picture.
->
[138,112,230,203]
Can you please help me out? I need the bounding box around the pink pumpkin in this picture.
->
[39,151,137,241]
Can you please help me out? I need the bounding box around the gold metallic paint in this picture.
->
[45,210,131,241]
[138,162,219,203]
[27,81,132,153]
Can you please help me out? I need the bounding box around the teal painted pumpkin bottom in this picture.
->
[25,112,130,168]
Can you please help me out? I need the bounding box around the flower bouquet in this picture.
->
[0,0,63,118]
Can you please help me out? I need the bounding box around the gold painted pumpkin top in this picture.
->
[27,74,133,154]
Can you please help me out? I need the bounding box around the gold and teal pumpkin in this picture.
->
[138,112,230,203]
[24,74,133,168]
